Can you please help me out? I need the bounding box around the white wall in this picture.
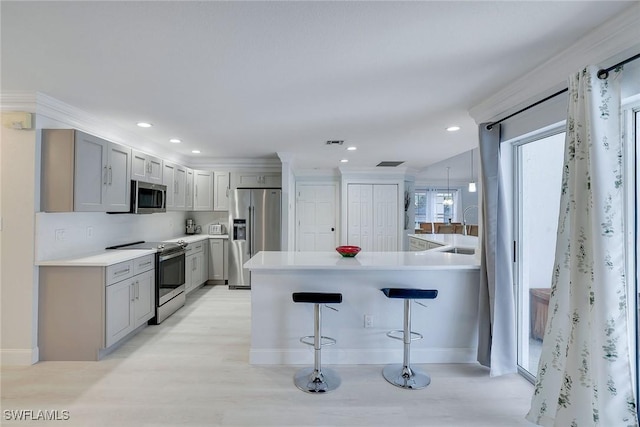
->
[1,123,39,364]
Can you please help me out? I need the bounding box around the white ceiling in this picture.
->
[1,1,634,171]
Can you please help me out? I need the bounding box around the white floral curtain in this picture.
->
[527,66,637,426]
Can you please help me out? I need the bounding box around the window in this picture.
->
[414,188,459,227]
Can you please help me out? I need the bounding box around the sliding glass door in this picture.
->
[513,130,565,380]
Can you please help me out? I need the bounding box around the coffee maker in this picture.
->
[186,219,196,235]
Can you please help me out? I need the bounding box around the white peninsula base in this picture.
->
[245,251,480,365]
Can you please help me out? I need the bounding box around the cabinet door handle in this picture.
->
[114,267,131,276]
[103,166,108,185]
[130,283,135,302]
[139,261,152,268]
[135,280,140,300]
[174,180,178,194]
[226,188,229,197]
[108,166,113,185]
[195,185,198,198]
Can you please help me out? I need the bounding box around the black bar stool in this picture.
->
[380,288,438,390]
[292,292,342,393]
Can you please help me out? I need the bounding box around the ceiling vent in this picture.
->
[376,161,405,167]
[325,140,344,145]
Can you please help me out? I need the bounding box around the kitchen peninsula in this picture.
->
[245,239,480,366]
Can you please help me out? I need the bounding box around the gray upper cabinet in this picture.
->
[163,161,188,211]
[213,171,230,211]
[131,150,163,184]
[230,171,281,189]
[41,129,131,213]
[186,168,194,211]
[193,170,213,211]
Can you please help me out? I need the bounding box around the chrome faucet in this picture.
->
[462,205,478,236]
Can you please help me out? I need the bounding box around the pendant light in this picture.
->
[444,167,453,206]
[468,149,477,193]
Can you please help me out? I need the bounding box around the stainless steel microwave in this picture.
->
[131,181,166,214]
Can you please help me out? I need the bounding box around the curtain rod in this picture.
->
[486,52,640,130]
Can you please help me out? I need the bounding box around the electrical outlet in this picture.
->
[55,229,66,241]
[86,227,93,238]
[364,314,373,328]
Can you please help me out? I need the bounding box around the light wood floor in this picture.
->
[2,285,535,426]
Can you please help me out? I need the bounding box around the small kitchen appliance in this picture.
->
[209,224,225,235]
[186,219,196,235]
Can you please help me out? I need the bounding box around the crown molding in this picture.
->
[0,91,38,112]
[469,3,640,124]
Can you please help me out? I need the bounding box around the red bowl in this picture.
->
[336,245,361,257]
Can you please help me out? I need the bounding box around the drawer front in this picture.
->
[189,241,204,254]
[106,260,134,285]
[133,254,155,275]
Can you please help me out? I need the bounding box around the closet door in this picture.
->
[373,184,398,251]
[347,184,372,250]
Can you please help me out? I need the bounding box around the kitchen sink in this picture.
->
[442,247,475,255]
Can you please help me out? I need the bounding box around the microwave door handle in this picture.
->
[160,188,166,209]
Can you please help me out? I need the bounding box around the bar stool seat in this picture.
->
[292,292,342,393]
[380,287,438,390]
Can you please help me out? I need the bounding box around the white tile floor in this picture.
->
[1,285,536,426]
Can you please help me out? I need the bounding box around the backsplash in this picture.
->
[35,211,189,261]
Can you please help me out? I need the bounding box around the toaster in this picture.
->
[209,224,225,235]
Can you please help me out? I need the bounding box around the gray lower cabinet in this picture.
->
[39,254,155,361]
[185,240,207,294]
[208,239,227,283]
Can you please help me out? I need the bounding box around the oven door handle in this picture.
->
[159,251,184,262]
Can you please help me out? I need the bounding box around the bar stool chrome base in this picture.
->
[382,363,431,390]
[294,366,341,393]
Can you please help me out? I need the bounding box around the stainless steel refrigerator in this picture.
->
[228,188,281,289]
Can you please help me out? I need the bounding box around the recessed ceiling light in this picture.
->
[137,122,152,128]
[446,126,461,132]
[340,159,349,163]
[192,150,201,154]
[347,146,357,151]
[169,138,181,143]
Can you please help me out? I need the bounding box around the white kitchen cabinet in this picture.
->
[185,240,207,294]
[162,161,187,211]
[208,238,227,283]
[193,170,214,211]
[105,257,155,348]
[409,237,428,251]
[213,171,230,211]
[131,149,163,184]
[175,166,187,210]
[347,184,398,251]
[41,129,131,213]
[186,168,194,211]
[39,254,155,361]
[230,171,281,189]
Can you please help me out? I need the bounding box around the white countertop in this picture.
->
[37,249,157,267]
[244,250,480,271]
[408,233,478,250]
[37,234,228,267]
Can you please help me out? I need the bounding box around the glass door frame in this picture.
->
[510,124,566,384]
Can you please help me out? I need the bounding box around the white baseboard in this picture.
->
[1,347,39,366]
[250,347,477,365]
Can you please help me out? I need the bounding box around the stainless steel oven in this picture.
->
[156,248,186,322]
[107,241,187,324]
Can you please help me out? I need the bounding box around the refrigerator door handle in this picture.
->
[247,205,252,256]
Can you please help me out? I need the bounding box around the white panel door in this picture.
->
[347,184,373,250]
[373,184,398,251]
[296,184,337,251]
